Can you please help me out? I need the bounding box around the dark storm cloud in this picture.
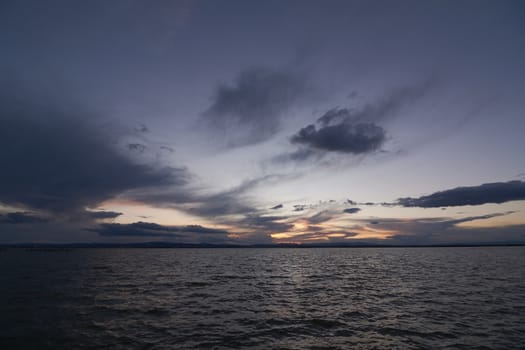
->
[90,222,228,237]
[0,212,48,224]
[202,66,310,146]
[397,181,525,208]
[0,88,189,216]
[343,208,361,214]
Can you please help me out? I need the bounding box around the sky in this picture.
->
[1,0,524,245]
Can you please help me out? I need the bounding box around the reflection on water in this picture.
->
[1,247,524,349]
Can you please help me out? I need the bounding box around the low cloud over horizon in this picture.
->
[90,222,229,240]
[397,181,525,208]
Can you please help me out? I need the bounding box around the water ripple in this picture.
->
[1,247,524,349]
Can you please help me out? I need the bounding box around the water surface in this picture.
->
[1,247,524,349]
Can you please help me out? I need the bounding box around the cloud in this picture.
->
[0,88,189,216]
[291,117,386,154]
[238,215,294,233]
[126,181,254,218]
[367,212,511,229]
[0,86,294,242]
[293,205,308,212]
[134,124,149,133]
[277,230,358,243]
[124,174,287,218]
[397,181,525,208]
[359,212,523,245]
[446,212,515,225]
[127,143,146,153]
[90,222,228,238]
[0,212,48,224]
[325,83,433,125]
[287,82,433,159]
[122,175,299,244]
[181,224,229,234]
[202,66,310,146]
[306,210,335,225]
[343,208,361,214]
[270,204,283,210]
[160,146,174,153]
[87,211,123,219]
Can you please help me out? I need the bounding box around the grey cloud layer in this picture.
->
[125,175,287,218]
[202,67,310,146]
[362,212,523,245]
[0,212,48,224]
[238,215,294,234]
[397,181,525,208]
[0,90,188,216]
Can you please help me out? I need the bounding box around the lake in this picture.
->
[1,247,524,349]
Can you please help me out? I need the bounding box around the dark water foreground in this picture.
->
[1,247,524,349]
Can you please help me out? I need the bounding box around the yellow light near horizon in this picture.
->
[303,236,329,241]
[326,233,346,238]
[342,225,395,240]
[95,200,218,227]
[293,220,309,232]
[271,232,298,239]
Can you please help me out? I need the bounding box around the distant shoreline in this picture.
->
[1,242,524,249]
